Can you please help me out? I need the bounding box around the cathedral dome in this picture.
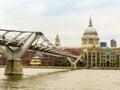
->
[84,26,98,35]
[81,17,100,48]
[83,17,98,35]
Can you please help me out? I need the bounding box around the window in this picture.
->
[89,39,94,44]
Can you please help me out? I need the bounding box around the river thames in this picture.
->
[0,68,120,90]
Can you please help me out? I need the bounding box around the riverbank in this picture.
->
[23,66,71,69]
[0,65,71,69]
[0,65,120,70]
[87,67,120,70]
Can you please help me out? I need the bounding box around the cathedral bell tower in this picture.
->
[55,33,61,48]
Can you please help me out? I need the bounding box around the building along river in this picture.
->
[0,68,120,90]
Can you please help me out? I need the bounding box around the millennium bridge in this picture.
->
[0,29,83,75]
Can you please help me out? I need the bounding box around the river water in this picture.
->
[0,68,120,90]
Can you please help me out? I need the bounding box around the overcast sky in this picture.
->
[0,0,120,47]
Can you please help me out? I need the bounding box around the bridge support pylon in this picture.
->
[5,60,23,75]
[0,33,38,75]
[70,63,77,70]
[67,55,82,70]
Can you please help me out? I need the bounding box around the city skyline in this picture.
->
[0,0,120,47]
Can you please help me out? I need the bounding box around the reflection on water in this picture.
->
[0,68,120,90]
[0,68,69,90]
[5,75,23,82]
[2,75,23,90]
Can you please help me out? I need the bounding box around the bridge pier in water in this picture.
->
[70,63,77,70]
[5,60,23,75]
[67,55,82,70]
[0,33,38,75]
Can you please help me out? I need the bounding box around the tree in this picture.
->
[54,60,59,66]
